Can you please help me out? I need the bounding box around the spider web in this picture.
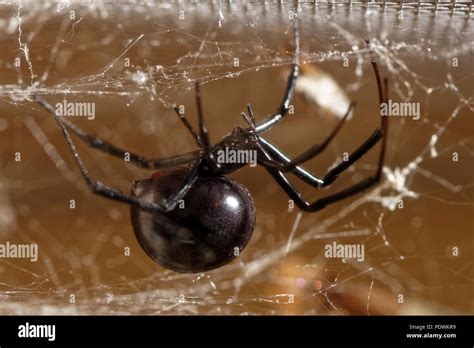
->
[0,1,472,315]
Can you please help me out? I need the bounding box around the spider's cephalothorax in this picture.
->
[208,126,260,175]
[34,24,389,273]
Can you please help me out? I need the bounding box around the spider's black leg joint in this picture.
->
[254,20,300,134]
[257,137,324,187]
[254,64,299,133]
[257,146,322,212]
[34,95,197,169]
[194,82,219,171]
[320,128,383,187]
[258,101,355,172]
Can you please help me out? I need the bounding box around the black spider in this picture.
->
[33,26,388,273]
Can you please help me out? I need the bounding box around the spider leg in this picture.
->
[257,137,324,187]
[194,82,219,170]
[258,57,389,212]
[319,50,388,188]
[50,106,201,213]
[254,21,300,134]
[259,146,380,212]
[173,107,202,147]
[157,157,201,212]
[34,96,198,169]
[248,100,324,187]
[320,125,384,188]
[258,101,355,172]
[258,124,386,212]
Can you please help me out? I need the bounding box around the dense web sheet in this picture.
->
[0,1,472,314]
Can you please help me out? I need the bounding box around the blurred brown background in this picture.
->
[0,2,472,315]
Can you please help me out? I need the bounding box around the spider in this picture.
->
[33,26,388,273]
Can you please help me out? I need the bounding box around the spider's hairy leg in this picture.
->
[34,96,198,169]
[254,20,300,134]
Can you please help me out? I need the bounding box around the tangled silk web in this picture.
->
[0,1,472,315]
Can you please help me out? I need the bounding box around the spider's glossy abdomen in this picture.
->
[130,169,256,273]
